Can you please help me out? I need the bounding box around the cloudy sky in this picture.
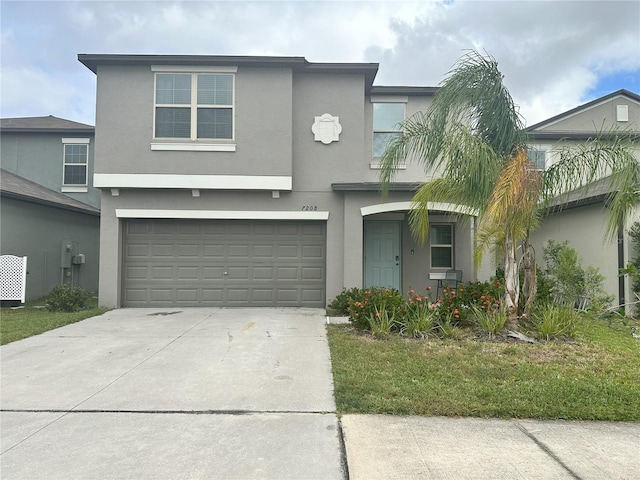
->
[1,0,639,127]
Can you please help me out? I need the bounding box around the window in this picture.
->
[527,149,546,170]
[154,73,234,140]
[373,103,404,157]
[430,224,453,268]
[62,138,90,188]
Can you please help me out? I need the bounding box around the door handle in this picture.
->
[395,255,399,261]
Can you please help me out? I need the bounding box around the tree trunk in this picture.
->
[521,238,537,320]
[503,230,519,328]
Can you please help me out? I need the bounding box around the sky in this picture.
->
[1,0,639,127]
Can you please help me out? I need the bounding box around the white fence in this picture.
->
[0,255,28,303]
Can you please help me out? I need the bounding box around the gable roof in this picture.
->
[78,54,380,93]
[526,89,640,132]
[0,169,100,216]
[0,115,94,133]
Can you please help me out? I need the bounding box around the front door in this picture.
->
[363,221,401,290]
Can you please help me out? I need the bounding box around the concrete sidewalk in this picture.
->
[341,414,640,480]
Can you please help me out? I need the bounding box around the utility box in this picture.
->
[72,254,86,265]
[0,255,28,305]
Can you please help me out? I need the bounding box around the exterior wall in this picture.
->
[533,97,640,132]
[94,65,293,177]
[530,204,619,303]
[0,132,99,208]
[292,72,367,189]
[1,198,100,300]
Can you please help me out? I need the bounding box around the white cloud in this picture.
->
[1,0,638,125]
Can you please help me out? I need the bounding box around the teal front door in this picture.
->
[364,221,401,290]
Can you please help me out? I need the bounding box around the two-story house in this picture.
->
[79,54,487,308]
[527,89,640,307]
[0,116,101,300]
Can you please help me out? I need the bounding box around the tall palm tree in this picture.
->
[380,51,640,325]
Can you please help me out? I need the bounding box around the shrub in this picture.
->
[346,287,405,330]
[327,287,363,315]
[528,304,579,341]
[456,281,503,315]
[543,240,613,313]
[471,306,507,337]
[46,284,92,312]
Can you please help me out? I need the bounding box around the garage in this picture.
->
[122,219,326,307]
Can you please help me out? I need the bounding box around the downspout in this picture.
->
[618,223,625,308]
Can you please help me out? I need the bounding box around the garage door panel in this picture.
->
[277,245,299,258]
[302,267,323,280]
[126,266,148,279]
[302,245,323,258]
[122,220,325,307]
[151,244,173,257]
[202,289,223,302]
[126,244,149,258]
[203,267,224,279]
[150,266,174,279]
[176,244,200,257]
[203,245,224,257]
[176,266,199,280]
[150,289,173,301]
[228,245,250,257]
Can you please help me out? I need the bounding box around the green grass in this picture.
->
[327,318,640,421]
[0,298,110,345]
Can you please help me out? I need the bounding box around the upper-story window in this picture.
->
[154,73,234,140]
[527,149,546,170]
[62,138,90,190]
[373,103,404,158]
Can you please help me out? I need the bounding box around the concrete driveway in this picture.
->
[1,308,345,479]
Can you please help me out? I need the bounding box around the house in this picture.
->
[0,116,100,301]
[0,170,100,300]
[0,116,100,209]
[79,54,490,308]
[527,89,640,307]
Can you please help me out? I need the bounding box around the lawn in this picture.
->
[327,318,640,421]
[0,299,110,345]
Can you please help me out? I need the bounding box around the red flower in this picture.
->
[426,286,432,291]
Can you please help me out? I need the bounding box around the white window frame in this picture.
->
[370,96,407,168]
[430,223,454,269]
[61,138,90,191]
[527,147,548,171]
[372,101,405,159]
[151,66,236,150]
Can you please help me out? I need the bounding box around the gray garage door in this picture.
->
[122,219,326,307]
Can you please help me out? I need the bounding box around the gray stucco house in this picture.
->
[79,54,488,308]
[79,54,639,309]
[0,116,100,300]
[527,89,640,308]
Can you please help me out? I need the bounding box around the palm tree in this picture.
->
[380,51,640,325]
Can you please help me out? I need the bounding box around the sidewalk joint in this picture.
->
[514,421,583,480]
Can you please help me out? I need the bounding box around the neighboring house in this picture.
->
[527,89,640,307]
[0,116,100,301]
[0,115,100,209]
[79,54,487,308]
[0,169,100,300]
